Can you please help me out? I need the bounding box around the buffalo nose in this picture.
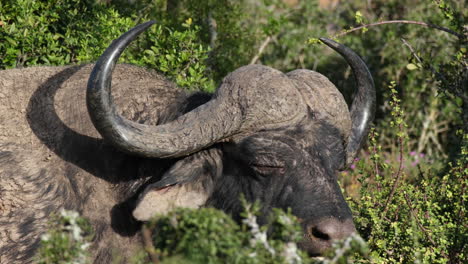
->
[299,217,357,255]
[308,218,356,242]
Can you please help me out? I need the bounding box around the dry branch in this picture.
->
[142,225,159,264]
[335,20,465,39]
[250,36,273,65]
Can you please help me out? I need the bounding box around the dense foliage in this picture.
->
[1,0,466,263]
[0,0,212,91]
[145,200,311,264]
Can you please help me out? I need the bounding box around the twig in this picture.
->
[371,129,381,179]
[142,225,159,264]
[451,167,467,260]
[403,193,450,259]
[401,37,468,129]
[401,38,451,155]
[382,138,403,216]
[335,20,464,39]
[250,36,272,65]
[402,34,468,100]
[208,12,218,50]
[381,133,404,217]
[369,128,382,192]
[400,38,448,83]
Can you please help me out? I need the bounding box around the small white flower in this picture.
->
[279,214,293,225]
[71,224,83,241]
[281,242,301,264]
[243,212,275,255]
[248,252,257,258]
[40,233,50,242]
[80,242,91,250]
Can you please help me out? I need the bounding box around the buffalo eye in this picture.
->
[250,163,286,176]
[246,151,287,176]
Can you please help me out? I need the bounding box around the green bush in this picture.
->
[109,0,259,83]
[0,0,212,91]
[147,198,310,264]
[149,208,247,263]
[0,0,130,67]
[345,85,467,263]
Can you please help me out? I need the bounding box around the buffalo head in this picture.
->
[87,21,375,255]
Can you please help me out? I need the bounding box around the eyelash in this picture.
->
[251,164,285,175]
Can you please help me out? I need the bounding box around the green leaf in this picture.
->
[406,63,418,70]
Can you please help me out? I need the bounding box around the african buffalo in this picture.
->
[0,21,375,263]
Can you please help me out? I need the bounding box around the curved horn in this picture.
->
[87,21,242,158]
[319,38,376,166]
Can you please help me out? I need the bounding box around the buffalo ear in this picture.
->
[132,148,222,221]
[132,183,209,221]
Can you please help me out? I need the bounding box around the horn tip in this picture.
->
[319,38,339,48]
[138,20,157,30]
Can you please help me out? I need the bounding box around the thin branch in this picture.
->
[142,225,159,264]
[371,130,381,179]
[369,128,382,192]
[401,37,468,129]
[335,20,464,39]
[381,130,404,217]
[404,193,450,259]
[400,38,448,83]
[250,36,272,65]
[381,84,406,217]
[402,38,468,100]
[208,12,218,50]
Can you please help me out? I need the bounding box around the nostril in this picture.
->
[301,219,356,256]
[307,218,356,242]
[310,226,330,240]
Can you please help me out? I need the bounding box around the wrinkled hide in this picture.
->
[0,64,194,263]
